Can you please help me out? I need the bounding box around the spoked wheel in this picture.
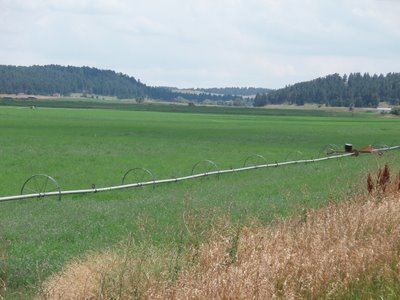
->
[285,151,304,162]
[191,160,220,180]
[20,174,61,200]
[318,144,339,158]
[121,168,155,188]
[243,154,268,167]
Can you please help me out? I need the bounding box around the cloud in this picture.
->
[0,0,399,88]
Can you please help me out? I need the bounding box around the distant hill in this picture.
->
[0,65,239,103]
[0,65,148,98]
[254,73,400,108]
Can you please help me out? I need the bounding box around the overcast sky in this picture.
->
[1,0,399,88]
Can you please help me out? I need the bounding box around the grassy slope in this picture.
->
[0,105,399,296]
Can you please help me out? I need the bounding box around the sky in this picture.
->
[1,0,400,89]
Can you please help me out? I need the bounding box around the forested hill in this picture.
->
[254,73,400,107]
[0,65,148,98]
[0,65,237,102]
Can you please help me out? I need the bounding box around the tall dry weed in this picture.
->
[40,173,400,299]
[367,164,400,195]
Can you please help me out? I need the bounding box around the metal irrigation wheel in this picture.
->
[20,174,61,200]
[284,151,304,162]
[191,160,220,180]
[243,154,267,167]
[121,168,155,188]
[318,144,339,158]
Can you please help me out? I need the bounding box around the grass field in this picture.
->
[0,103,400,297]
[0,97,379,117]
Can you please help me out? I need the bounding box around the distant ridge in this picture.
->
[0,65,239,102]
[4,65,397,107]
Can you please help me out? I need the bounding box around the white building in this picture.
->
[377,107,392,113]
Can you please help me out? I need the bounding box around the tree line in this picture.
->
[0,65,238,102]
[254,73,400,107]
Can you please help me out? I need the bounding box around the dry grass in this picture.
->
[39,239,178,300]
[40,168,400,299]
[0,234,7,300]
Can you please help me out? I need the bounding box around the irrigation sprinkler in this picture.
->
[20,174,61,201]
[121,168,156,189]
[243,154,267,167]
[191,160,220,180]
[1,145,399,203]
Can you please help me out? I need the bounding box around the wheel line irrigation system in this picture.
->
[1,145,399,203]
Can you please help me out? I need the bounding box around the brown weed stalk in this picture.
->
[367,172,374,193]
[368,164,400,196]
[378,164,391,193]
[397,171,400,192]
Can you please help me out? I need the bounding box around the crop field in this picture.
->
[0,104,400,297]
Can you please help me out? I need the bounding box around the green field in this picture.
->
[0,104,399,297]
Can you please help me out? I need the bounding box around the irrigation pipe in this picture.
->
[1,146,399,203]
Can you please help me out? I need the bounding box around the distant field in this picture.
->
[0,105,399,297]
[0,96,383,117]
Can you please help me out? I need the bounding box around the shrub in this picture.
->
[390,107,400,115]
